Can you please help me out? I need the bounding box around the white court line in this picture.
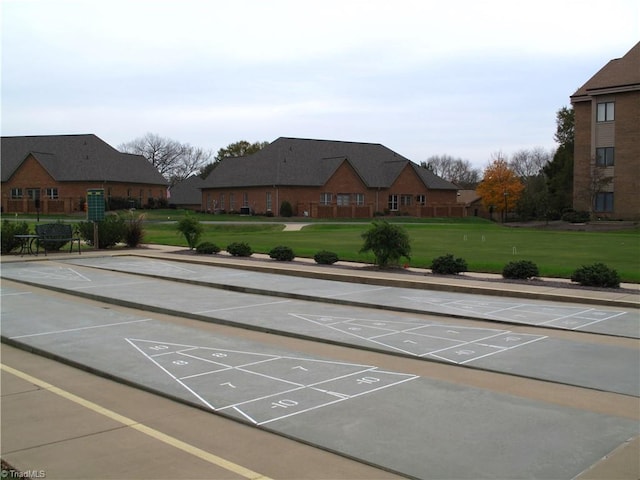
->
[153,261,199,273]
[10,318,153,339]
[326,286,391,298]
[257,374,419,426]
[0,291,32,296]
[192,299,291,314]
[66,267,93,282]
[126,339,216,410]
[570,311,627,330]
[459,335,548,364]
[232,406,260,424]
[538,308,595,326]
[424,331,509,356]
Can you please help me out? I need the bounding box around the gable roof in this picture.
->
[571,42,640,102]
[168,175,205,205]
[202,137,457,191]
[1,134,168,185]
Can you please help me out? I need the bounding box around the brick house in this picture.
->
[1,134,168,215]
[200,137,460,218]
[570,42,640,220]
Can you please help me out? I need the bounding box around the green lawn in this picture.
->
[6,211,639,282]
[142,216,639,282]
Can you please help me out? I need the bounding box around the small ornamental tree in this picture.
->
[359,220,411,268]
[176,213,203,249]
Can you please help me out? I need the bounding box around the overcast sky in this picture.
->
[2,0,638,169]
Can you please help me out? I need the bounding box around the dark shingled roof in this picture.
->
[202,137,457,190]
[571,42,640,101]
[169,175,205,205]
[1,134,168,185]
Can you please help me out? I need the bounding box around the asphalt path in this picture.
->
[1,259,638,397]
[1,280,637,480]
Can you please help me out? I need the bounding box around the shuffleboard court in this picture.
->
[1,262,638,396]
[61,256,640,338]
[1,285,637,480]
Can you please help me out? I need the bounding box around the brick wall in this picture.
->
[2,154,167,214]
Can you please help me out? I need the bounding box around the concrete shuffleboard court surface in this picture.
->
[63,256,640,338]
[1,261,638,396]
[2,259,640,396]
[1,284,637,480]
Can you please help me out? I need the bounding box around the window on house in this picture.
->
[46,188,59,199]
[266,192,272,211]
[354,193,365,206]
[596,102,614,122]
[596,147,615,167]
[320,193,332,206]
[229,193,235,210]
[400,195,412,206]
[10,188,23,199]
[243,192,249,207]
[388,194,398,211]
[26,188,40,200]
[594,192,614,212]
[416,194,426,206]
[219,193,225,210]
[337,194,350,206]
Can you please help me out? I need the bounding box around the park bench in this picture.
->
[35,223,82,255]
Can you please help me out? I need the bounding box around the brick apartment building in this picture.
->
[1,134,168,215]
[570,42,640,220]
[200,137,461,218]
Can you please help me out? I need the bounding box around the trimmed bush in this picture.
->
[196,241,221,254]
[227,242,253,257]
[1,220,29,254]
[359,220,411,268]
[571,263,620,288]
[77,215,125,248]
[430,253,468,275]
[561,210,590,223]
[279,200,293,217]
[176,213,203,250]
[502,260,539,280]
[269,245,295,261]
[314,250,339,265]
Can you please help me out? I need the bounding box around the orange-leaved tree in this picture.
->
[477,157,524,222]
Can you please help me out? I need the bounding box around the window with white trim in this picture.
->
[320,193,332,206]
[354,193,365,206]
[416,194,426,206]
[266,192,272,211]
[400,195,412,206]
[10,188,22,199]
[388,194,398,211]
[229,193,235,210]
[243,192,249,207]
[596,102,614,122]
[46,188,59,199]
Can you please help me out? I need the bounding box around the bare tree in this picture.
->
[119,133,212,184]
[509,147,552,178]
[421,154,480,188]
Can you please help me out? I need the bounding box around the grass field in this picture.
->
[7,211,639,282]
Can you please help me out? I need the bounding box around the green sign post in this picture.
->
[87,189,105,222]
[87,189,105,250]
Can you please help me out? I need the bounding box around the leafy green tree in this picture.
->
[359,220,411,268]
[543,106,574,218]
[176,214,203,249]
